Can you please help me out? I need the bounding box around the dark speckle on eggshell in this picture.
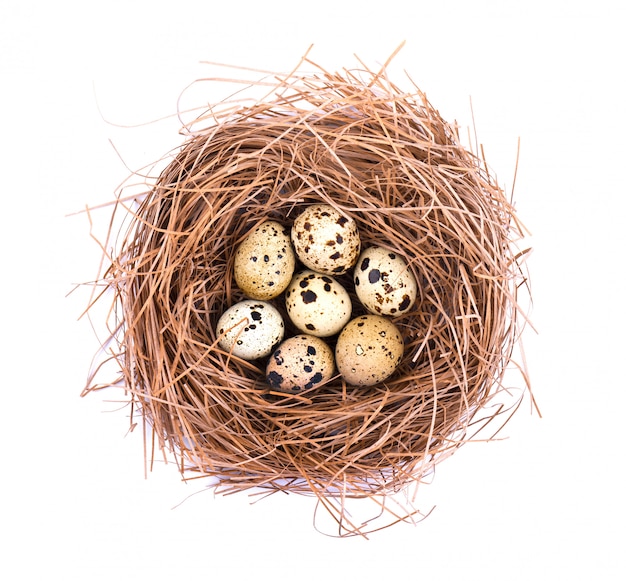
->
[301,290,317,304]
[304,372,324,389]
[399,295,411,310]
[267,370,284,388]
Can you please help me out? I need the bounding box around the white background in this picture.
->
[2,1,624,579]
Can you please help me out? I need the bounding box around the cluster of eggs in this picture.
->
[215,204,417,393]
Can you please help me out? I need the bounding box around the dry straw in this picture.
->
[82,46,534,537]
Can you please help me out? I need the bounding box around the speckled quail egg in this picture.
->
[291,204,360,275]
[216,300,284,360]
[233,220,296,300]
[335,315,404,386]
[285,270,352,337]
[354,246,418,316]
[266,334,335,393]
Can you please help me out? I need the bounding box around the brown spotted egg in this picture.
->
[335,315,404,386]
[234,220,295,300]
[354,246,417,316]
[291,204,360,275]
[285,270,352,337]
[216,300,284,360]
[266,334,335,393]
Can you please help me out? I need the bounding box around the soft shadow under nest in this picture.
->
[83,52,533,537]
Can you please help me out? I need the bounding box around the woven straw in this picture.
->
[82,48,533,537]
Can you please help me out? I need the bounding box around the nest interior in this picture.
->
[84,55,530,535]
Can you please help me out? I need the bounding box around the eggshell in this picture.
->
[234,221,295,300]
[216,300,284,360]
[285,270,352,337]
[335,315,404,386]
[266,334,335,393]
[354,246,417,316]
[290,204,360,275]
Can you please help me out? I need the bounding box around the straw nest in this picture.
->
[83,49,532,537]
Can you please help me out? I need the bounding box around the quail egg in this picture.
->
[335,314,404,386]
[291,204,360,275]
[216,300,284,360]
[266,334,335,393]
[234,220,296,300]
[354,246,417,316]
[285,270,352,337]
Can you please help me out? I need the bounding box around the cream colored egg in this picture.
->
[216,300,284,360]
[234,220,295,300]
[335,315,404,386]
[285,270,352,337]
[354,246,417,316]
[266,334,335,393]
[291,204,360,275]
